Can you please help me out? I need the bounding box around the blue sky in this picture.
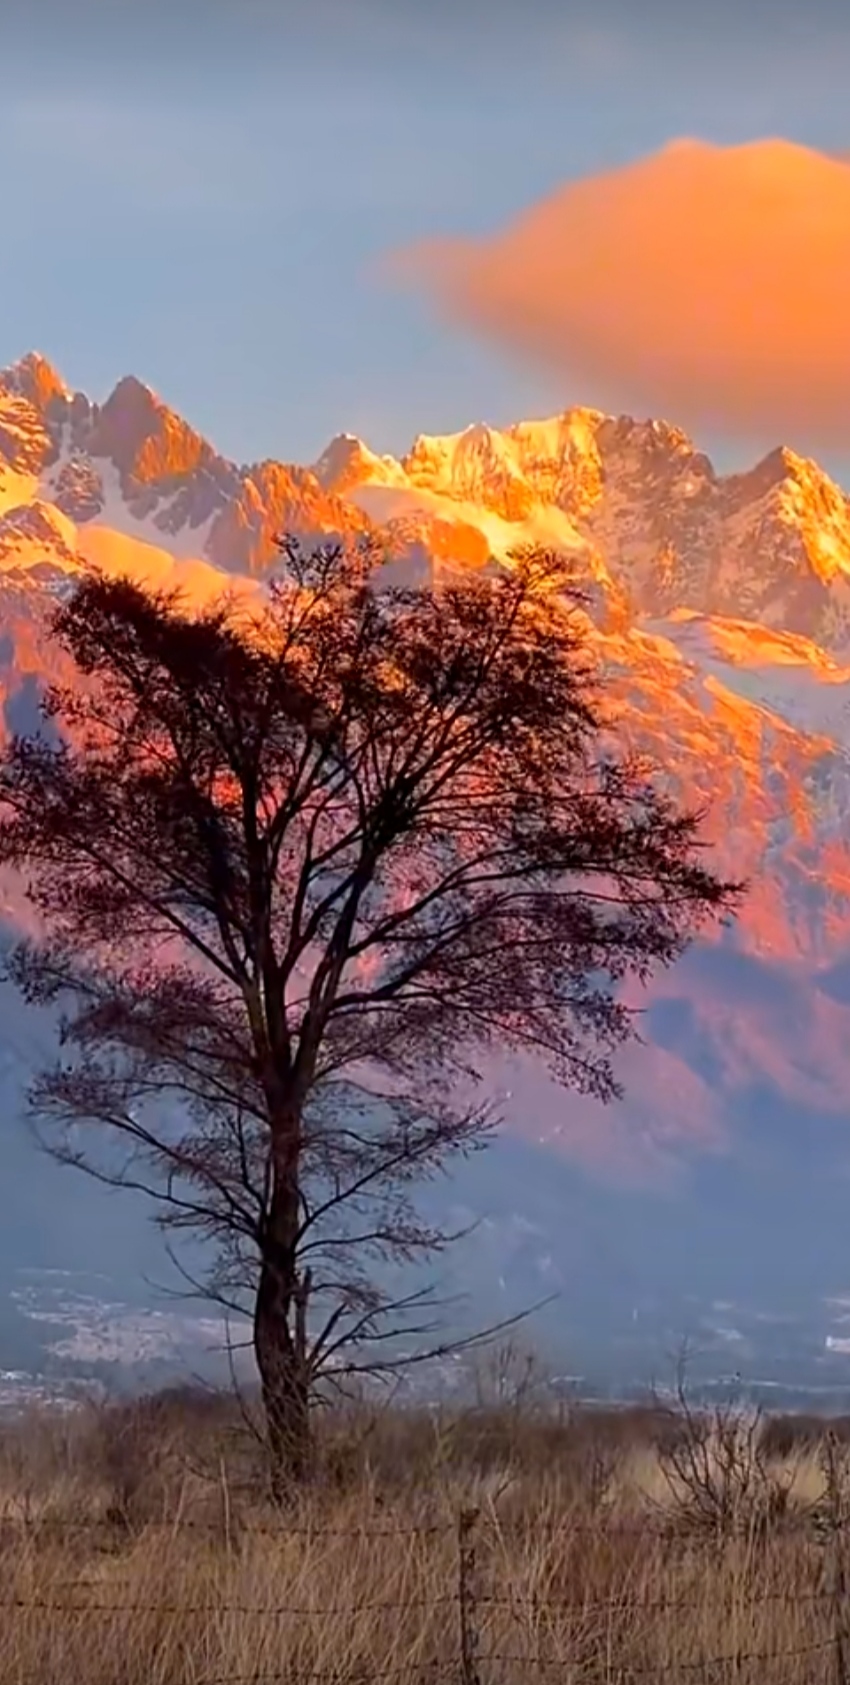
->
[3,0,850,470]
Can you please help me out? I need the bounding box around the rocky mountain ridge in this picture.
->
[316,409,850,648]
[0,353,369,578]
[7,352,850,642]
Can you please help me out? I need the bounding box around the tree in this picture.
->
[0,538,737,1489]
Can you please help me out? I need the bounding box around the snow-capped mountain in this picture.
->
[0,352,369,580]
[5,351,850,1388]
[315,408,850,647]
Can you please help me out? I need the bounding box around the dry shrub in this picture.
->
[651,1394,797,1539]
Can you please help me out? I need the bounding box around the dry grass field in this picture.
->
[0,1385,848,1685]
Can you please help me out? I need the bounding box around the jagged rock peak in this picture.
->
[0,352,71,410]
[90,375,227,486]
[313,432,406,493]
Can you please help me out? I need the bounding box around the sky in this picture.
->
[4,0,850,473]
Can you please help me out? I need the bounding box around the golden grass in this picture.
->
[0,1389,846,1685]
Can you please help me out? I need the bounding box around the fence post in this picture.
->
[457,1506,481,1685]
[821,1433,850,1685]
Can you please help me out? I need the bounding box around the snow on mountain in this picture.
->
[315,408,850,652]
[657,613,850,741]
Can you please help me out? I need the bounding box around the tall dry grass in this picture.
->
[0,1386,847,1684]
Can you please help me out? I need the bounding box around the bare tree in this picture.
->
[0,538,738,1489]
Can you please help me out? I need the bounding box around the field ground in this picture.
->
[1,1387,850,1683]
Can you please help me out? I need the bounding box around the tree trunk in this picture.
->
[253,1102,311,1497]
[254,1240,312,1498]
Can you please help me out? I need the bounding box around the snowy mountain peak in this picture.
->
[87,374,225,491]
[742,443,837,495]
[313,432,407,494]
[0,353,70,412]
[390,406,712,530]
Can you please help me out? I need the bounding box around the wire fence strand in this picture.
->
[2,1507,849,1684]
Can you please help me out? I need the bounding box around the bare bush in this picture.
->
[654,1379,801,1539]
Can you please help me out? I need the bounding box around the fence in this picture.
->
[3,1506,850,1684]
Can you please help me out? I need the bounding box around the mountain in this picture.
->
[0,352,370,578]
[315,410,850,646]
[4,352,850,1392]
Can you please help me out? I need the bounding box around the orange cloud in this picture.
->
[389,138,850,448]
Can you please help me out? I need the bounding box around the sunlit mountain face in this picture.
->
[4,349,850,1398]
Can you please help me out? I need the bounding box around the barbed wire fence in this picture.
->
[4,1502,850,1684]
